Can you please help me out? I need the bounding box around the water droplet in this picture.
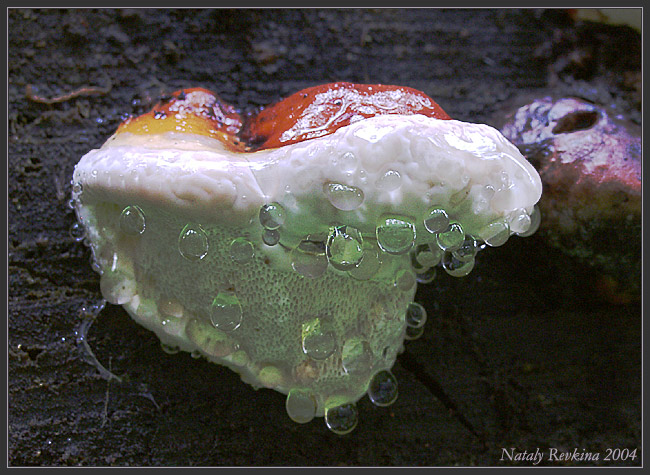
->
[285,388,318,424]
[230,237,254,263]
[334,151,358,173]
[209,291,242,332]
[452,236,478,262]
[436,222,464,252]
[405,325,425,340]
[72,182,82,194]
[348,242,382,281]
[69,222,85,241]
[301,317,335,360]
[405,302,427,328]
[99,269,136,304]
[89,256,103,275]
[119,205,146,235]
[394,269,416,292]
[412,244,442,270]
[516,205,541,237]
[160,343,180,355]
[160,315,184,334]
[367,370,398,407]
[415,266,436,284]
[325,403,358,435]
[376,169,402,191]
[178,224,208,261]
[258,365,283,388]
[341,337,372,375]
[376,216,416,255]
[262,228,280,246]
[158,298,183,319]
[259,203,285,230]
[185,318,236,357]
[323,182,364,211]
[442,252,475,277]
[423,207,449,234]
[229,350,249,367]
[478,219,510,247]
[326,225,363,270]
[291,235,328,278]
[509,208,532,234]
[190,350,202,359]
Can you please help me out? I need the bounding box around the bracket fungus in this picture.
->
[499,95,641,303]
[72,82,542,433]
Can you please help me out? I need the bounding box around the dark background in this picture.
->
[8,8,641,466]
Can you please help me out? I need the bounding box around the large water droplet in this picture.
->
[423,207,449,234]
[325,403,358,435]
[341,337,372,375]
[119,205,146,235]
[301,318,335,360]
[326,225,363,270]
[442,252,475,277]
[376,169,402,191]
[259,203,285,230]
[209,291,242,332]
[436,222,464,252]
[324,182,364,211]
[100,269,136,305]
[230,237,254,263]
[376,216,416,255]
[285,388,318,424]
[291,235,328,278]
[178,224,208,261]
[367,370,398,407]
[479,219,510,247]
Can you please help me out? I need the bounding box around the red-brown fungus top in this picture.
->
[240,82,451,150]
[117,83,451,152]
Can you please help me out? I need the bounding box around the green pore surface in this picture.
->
[83,199,415,416]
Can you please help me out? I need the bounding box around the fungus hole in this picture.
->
[552,110,599,134]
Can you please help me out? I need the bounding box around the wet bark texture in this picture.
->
[8,9,641,466]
